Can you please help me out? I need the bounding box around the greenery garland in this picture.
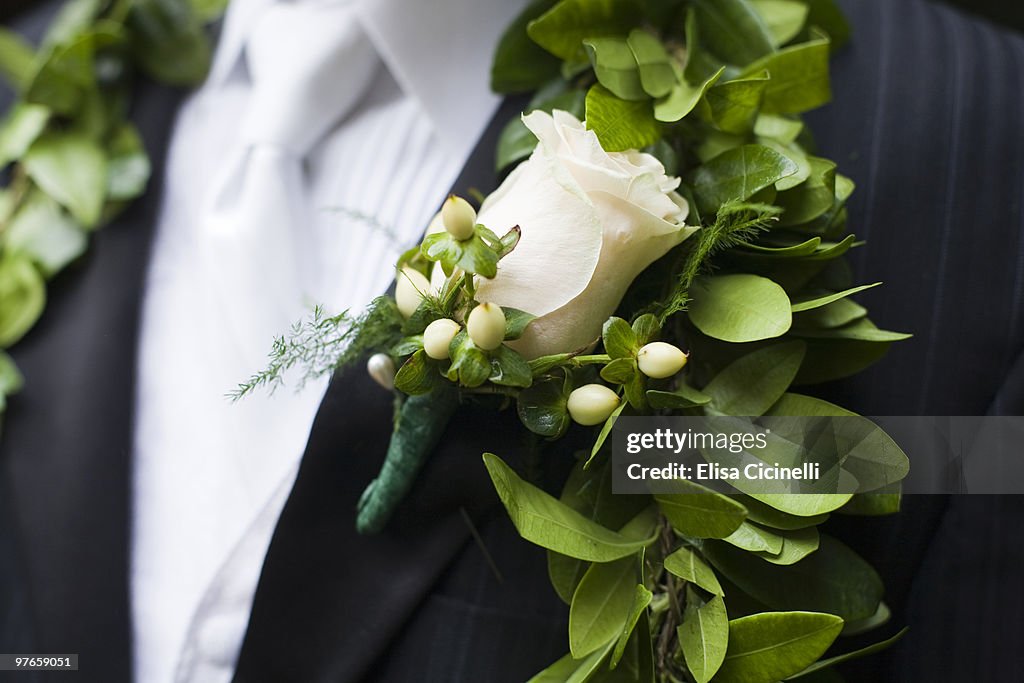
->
[0,0,224,421]
[236,1,912,681]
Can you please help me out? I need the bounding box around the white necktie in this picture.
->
[201,0,380,368]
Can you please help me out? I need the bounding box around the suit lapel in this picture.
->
[0,79,186,680]
[233,95,529,683]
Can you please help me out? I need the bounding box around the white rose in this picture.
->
[469,110,697,359]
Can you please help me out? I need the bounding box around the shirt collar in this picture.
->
[208,0,526,150]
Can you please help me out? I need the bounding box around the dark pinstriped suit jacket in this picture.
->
[2,0,1023,681]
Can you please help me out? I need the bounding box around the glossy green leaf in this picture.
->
[704,534,883,621]
[715,611,843,683]
[491,0,561,93]
[503,307,536,341]
[740,38,832,114]
[664,546,724,595]
[723,521,784,554]
[631,314,661,345]
[804,0,851,50]
[689,274,793,343]
[421,231,498,278]
[603,317,638,358]
[737,495,828,530]
[705,73,769,134]
[646,382,712,410]
[655,479,747,538]
[793,297,867,329]
[527,643,613,683]
[840,600,891,636]
[654,66,724,123]
[5,190,87,278]
[23,131,107,227]
[0,254,46,347]
[689,144,798,216]
[790,283,879,313]
[610,583,653,667]
[394,350,443,395]
[839,493,901,516]
[517,374,572,437]
[445,331,490,388]
[679,589,729,683]
[751,0,809,46]
[527,0,642,61]
[585,84,660,152]
[752,526,820,565]
[794,338,893,385]
[484,453,656,562]
[776,156,836,222]
[691,0,774,65]
[585,37,646,101]
[704,341,805,416]
[793,318,911,343]
[489,344,533,388]
[569,555,638,657]
[754,113,804,144]
[627,29,676,98]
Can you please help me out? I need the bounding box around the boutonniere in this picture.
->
[237,1,912,680]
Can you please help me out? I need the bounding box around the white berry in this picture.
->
[441,195,477,241]
[637,342,688,379]
[466,302,506,351]
[395,266,431,318]
[366,353,396,390]
[423,318,461,360]
[567,384,620,426]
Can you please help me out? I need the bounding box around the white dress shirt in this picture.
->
[130,1,523,681]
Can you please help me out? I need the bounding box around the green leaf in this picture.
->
[790,283,879,313]
[740,38,831,114]
[704,341,805,416]
[585,37,646,101]
[128,0,212,86]
[610,583,653,667]
[793,297,867,329]
[587,400,626,467]
[691,0,774,65]
[776,156,836,222]
[786,628,908,679]
[24,35,96,115]
[655,479,747,539]
[631,314,661,345]
[664,546,724,595]
[489,344,533,388]
[0,254,46,347]
[23,131,107,227]
[43,0,105,48]
[793,318,911,343]
[689,274,793,343]
[705,73,769,134]
[654,66,724,123]
[627,29,676,98]
[794,338,893,385]
[483,453,656,562]
[527,0,643,61]
[689,144,798,216]
[529,351,579,377]
[585,84,660,152]
[752,526,820,565]
[737,495,828,530]
[601,358,636,385]
[446,331,490,388]
[0,28,37,91]
[496,88,587,171]
[723,521,784,554]
[529,641,617,683]
[839,493,901,516]
[603,317,638,358]
[840,600,891,636]
[518,374,572,437]
[503,307,536,341]
[754,113,804,144]
[0,104,50,167]
[105,123,151,201]
[0,351,24,397]
[569,555,638,657]
[704,534,883,621]
[393,350,442,395]
[421,231,498,278]
[751,0,809,46]
[5,189,87,278]
[646,383,712,409]
[679,589,729,683]
[803,0,851,51]
[715,612,843,683]
[491,0,561,93]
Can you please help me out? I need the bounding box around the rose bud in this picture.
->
[441,195,477,241]
[467,302,505,350]
[637,341,688,379]
[567,384,621,426]
[423,318,461,360]
[395,266,431,318]
[366,353,396,390]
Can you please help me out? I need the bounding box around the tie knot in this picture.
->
[242,1,380,155]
